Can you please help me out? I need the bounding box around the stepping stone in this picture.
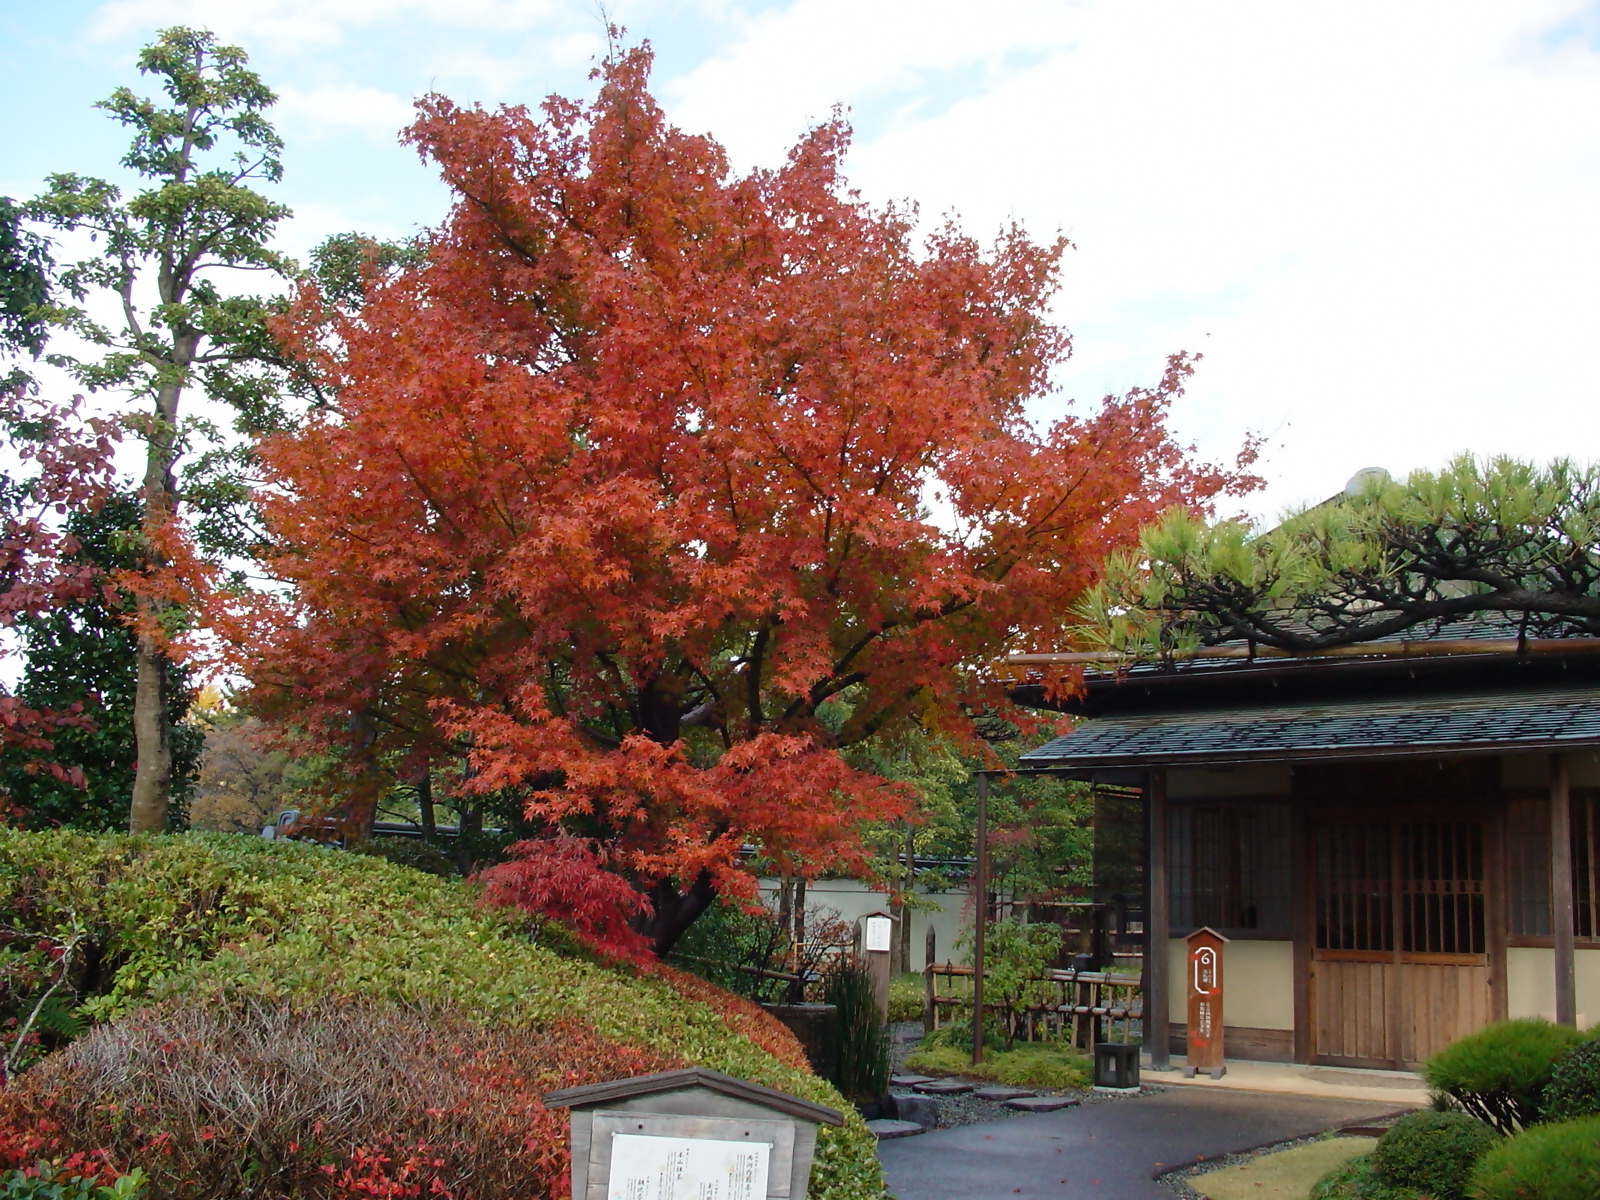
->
[890,1074,935,1087]
[973,1085,1036,1101]
[913,1078,974,1095]
[888,1093,940,1128]
[866,1119,927,1140]
[1004,1095,1080,1112]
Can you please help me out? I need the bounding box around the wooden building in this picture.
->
[1013,632,1600,1070]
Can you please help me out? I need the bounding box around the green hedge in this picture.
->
[1469,1115,1600,1200]
[1370,1112,1497,1200]
[1423,1019,1587,1134]
[0,831,883,1200]
[1542,1037,1600,1123]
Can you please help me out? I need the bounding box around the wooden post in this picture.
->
[1552,754,1578,1027]
[972,770,989,1066]
[924,927,937,1028]
[1147,768,1172,1070]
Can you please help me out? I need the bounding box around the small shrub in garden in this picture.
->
[823,960,889,1103]
[1469,1115,1600,1200]
[350,837,458,877]
[1371,1111,1498,1200]
[1423,1018,1587,1134]
[1542,1036,1600,1123]
[1309,1155,1419,1200]
[0,1163,145,1199]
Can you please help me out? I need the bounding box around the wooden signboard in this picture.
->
[857,910,892,1022]
[1185,927,1228,1079]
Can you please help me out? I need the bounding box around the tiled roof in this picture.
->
[1018,685,1600,769]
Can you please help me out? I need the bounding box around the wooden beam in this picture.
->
[1551,754,1578,1027]
[972,771,989,1066]
[1147,767,1172,1070]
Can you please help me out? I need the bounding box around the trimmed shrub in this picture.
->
[0,832,883,1200]
[1423,1018,1587,1134]
[901,1041,1091,1091]
[1371,1111,1498,1200]
[1542,1037,1600,1123]
[1309,1155,1421,1200]
[823,960,889,1103]
[1469,1115,1600,1200]
[351,836,458,877]
[0,997,675,1199]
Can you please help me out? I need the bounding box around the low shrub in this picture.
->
[1309,1154,1422,1200]
[1423,1018,1587,1134]
[0,997,675,1199]
[351,836,458,877]
[1541,1037,1600,1123]
[1469,1115,1600,1200]
[887,974,924,1024]
[0,832,884,1200]
[0,1163,145,1199]
[1370,1111,1498,1200]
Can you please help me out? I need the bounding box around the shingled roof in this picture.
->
[1017,684,1600,769]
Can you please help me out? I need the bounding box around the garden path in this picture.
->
[876,1086,1401,1200]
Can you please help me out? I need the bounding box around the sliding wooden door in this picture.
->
[1312,819,1491,1068]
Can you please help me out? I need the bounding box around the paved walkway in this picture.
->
[1153,1056,1431,1107]
[877,1087,1404,1200]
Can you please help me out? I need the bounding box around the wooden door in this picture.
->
[1312,820,1491,1068]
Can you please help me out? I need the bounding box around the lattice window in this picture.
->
[1316,821,1485,956]
[1170,801,1292,937]
[1507,792,1600,941]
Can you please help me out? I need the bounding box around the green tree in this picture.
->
[0,195,53,392]
[26,27,292,832]
[1079,455,1600,658]
[0,495,202,831]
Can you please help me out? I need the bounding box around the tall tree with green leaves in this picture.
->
[0,495,204,830]
[27,27,292,832]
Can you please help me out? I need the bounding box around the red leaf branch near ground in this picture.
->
[234,42,1259,952]
[475,836,654,964]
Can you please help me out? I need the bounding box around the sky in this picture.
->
[4,0,1600,521]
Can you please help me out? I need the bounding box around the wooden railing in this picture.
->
[924,962,1144,1045]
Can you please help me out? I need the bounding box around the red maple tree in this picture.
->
[238,45,1255,952]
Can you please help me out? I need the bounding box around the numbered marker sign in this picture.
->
[1186,927,1228,1075]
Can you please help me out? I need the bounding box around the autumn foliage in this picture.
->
[474,835,654,963]
[240,45,1254,950]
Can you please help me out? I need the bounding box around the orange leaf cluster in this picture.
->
[236,45,1253,945]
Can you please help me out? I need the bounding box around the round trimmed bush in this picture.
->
[1310,1153,1421,1200]
[1371,1111,1498,1200]
[1423,1018,1587,1134]
[1469,1115,1600,1200]
[1542,1037,1600,1123]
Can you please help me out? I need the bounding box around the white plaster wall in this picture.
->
[1167,938,1296,1030]
[1505,946,1600,1027]
[755,877,971,972]
[1168,764,1292,798]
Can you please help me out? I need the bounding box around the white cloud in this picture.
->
[275,83,416,142]
[663,0,1600,519]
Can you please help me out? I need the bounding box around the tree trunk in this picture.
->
[128,375,183,834]
[127,627,171,833]
[417,771,436,838]
[644,871,718,957]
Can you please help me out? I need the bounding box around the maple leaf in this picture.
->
[231,42,1257,954]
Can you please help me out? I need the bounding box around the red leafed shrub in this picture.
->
[0,997,682,1199]
[655,964,811,1073]
[474,836,654,964]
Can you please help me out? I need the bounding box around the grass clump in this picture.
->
[1423,1018,1586,1134]
[1469,1115,1600,1200]
[903,1033,1090,1091]
[1370,1111,1497,1200]
[0,831,883,1200]
[1309,1154,1422,1200]
[887,973,924,1023]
